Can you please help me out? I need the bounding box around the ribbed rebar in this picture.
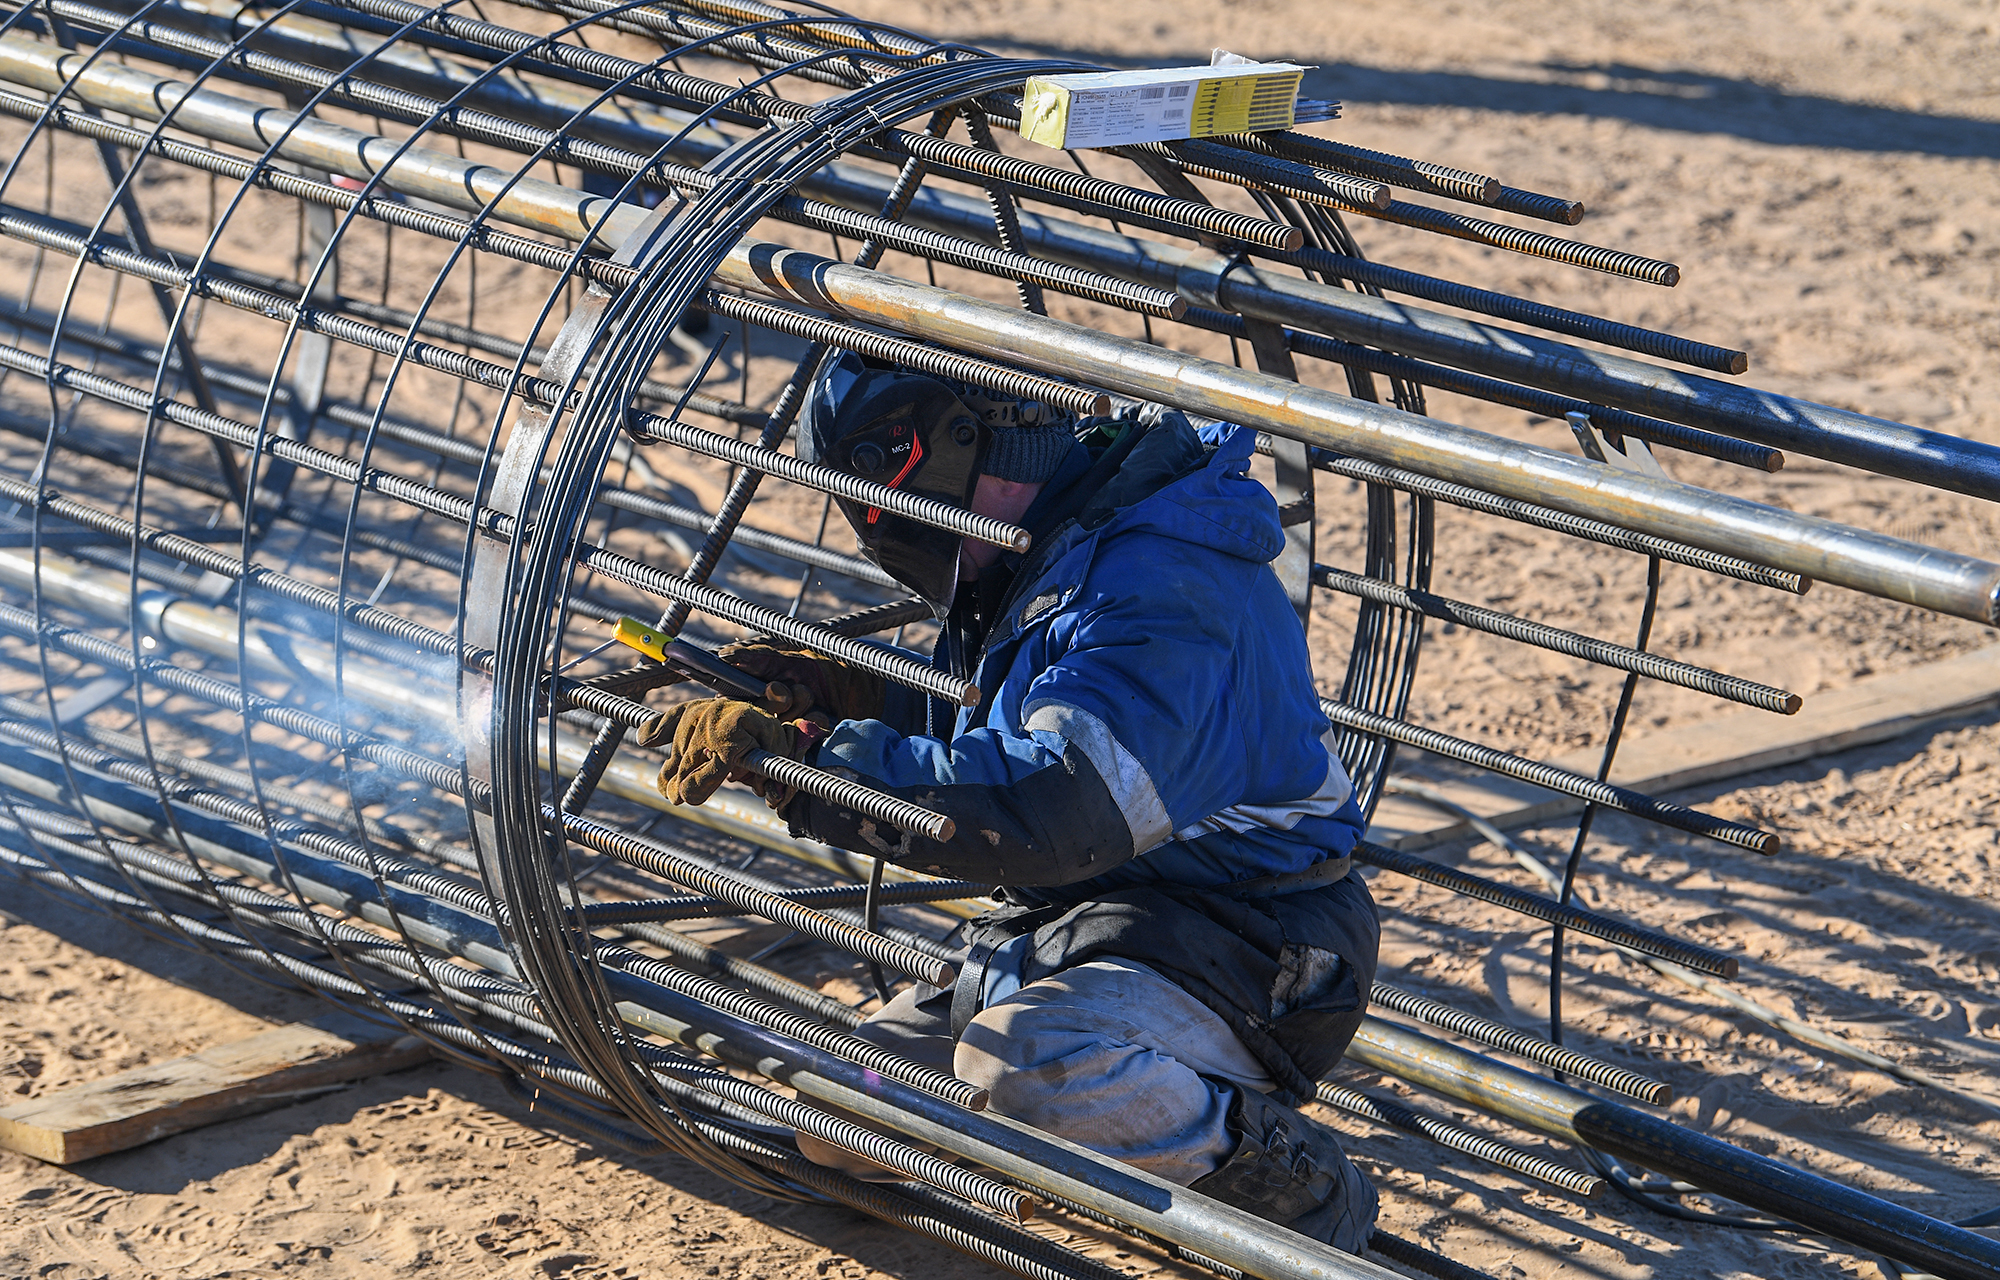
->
[626,413,1028,552]
[1351,842,1740,977]
[1358,200,1678,285]
[1369,984,1674,1104]
[568,546,975,706]
[728,1144,1123,1280]
[1215,131,1500,204]
[700,292,1112,412]
[872,130,1303,250]
[1368,1231,1502,1280]
[610,918,871,1028]
[742,748,954,842]
[1325,700,1774,852]
[1304,449,1808,591]
[819,597,938,636]
[1268,248,1747,373]
[1142,139,1393,210]
[1487,187,1588,225]
[1313,565,1798,712]
[583,877,988,923]
[770,192,1185,316]
[1313,1080,1604,1196]
[556,810,957,987]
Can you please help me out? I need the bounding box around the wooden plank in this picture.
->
[1370,643,2000,851]
[0,1013,431,1164]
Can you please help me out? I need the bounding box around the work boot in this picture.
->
[1187,1084,1378,1253]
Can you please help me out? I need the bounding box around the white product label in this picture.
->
[1061,82,1196,148]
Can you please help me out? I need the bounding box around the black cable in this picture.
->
[1549,554,1660,1046]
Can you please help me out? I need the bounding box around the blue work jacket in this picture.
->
[793,417,1366,901]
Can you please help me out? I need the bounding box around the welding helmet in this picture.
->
[801,353,991,618]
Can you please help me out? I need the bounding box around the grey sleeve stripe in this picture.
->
[1173,730,1355,840]
[1023,699,1175,855]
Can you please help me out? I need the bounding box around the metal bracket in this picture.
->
[1567,411,1670,482]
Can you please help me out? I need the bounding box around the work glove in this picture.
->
[648,696,824,809]
[716,637,886,724]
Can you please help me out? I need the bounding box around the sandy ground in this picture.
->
[0,0,1995,1277]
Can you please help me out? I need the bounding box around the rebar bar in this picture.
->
[1313,565,1798,712]
[1313,1079,1605,1196]
[1323,699,1776,852]
[1368,983,1674,1104]
[1351,842,1740,977]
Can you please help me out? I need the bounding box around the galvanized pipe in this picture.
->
[1190,308,1778,470]
[1345,1018,2000,1280]
[711,239,2000,624]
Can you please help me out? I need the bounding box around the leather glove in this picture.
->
[651,696,819,809]
[716,637,886,724]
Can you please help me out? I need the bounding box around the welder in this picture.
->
[649,352,1380,1251]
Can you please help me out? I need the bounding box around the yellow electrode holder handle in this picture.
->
[611,616,784,705]
[613,615,672,662]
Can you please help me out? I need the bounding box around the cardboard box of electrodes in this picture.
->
[1019,63,1309,150]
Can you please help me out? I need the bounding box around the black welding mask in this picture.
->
[800,354,991,618]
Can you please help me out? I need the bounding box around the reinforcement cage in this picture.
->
[0,2,1995,1278]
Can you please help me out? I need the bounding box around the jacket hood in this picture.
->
[1084,420,1283,565]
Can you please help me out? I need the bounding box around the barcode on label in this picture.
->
[1165,108,1186,120]
[1139,86,1165,100]
[1169,84,1192,98]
